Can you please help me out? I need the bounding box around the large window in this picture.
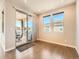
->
[43,15,51,32]
[52,12,64,32]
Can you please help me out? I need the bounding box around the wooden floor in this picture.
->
[5,41,79,59]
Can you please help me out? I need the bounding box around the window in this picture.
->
[43,15,51,32]
[52,12,64,32]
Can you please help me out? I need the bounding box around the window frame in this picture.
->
[43,15,51,32]
[52,12,64,32]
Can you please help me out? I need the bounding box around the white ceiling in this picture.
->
[12,0,76,14]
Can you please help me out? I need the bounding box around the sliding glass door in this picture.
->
[16,10,33,46]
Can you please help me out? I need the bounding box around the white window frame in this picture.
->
[52,12,64,32]
[43,15,51,32]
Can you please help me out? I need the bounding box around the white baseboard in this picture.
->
[38,39,76,49]
[0,44,5,52]
[75,48,79,55]
[5,47,15,52]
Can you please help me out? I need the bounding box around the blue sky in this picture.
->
[43,16,50,24]
[16,20,32,27]
[16,20,21,27]
[52,13,64,22]
[43,13,64,24]
[28,20,32,27]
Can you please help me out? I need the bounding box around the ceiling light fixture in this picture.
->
[24,0,27,3]
[38,10,41,12]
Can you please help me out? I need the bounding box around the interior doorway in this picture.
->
[15,10,33,47]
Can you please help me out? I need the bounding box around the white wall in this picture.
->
[4,0,16,51]
[76,0,79,55]
[0,0,5,51]
[38,4,76,48]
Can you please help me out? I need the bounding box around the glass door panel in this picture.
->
[16,11,33,47]
[16,11,27,46]
[27,15,33,42]
[23,17,28,43]
[16,20,22,42]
